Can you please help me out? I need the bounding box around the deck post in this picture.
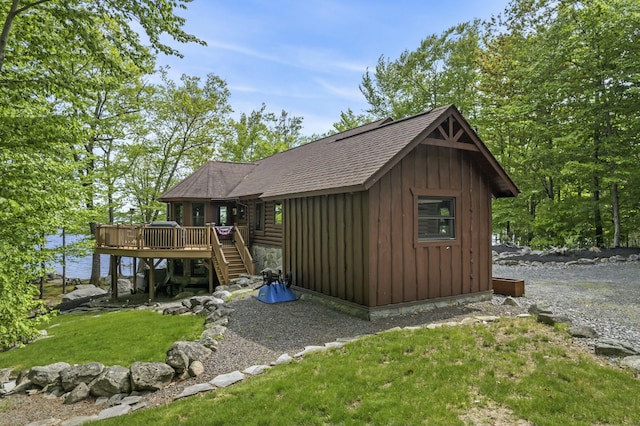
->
[110,256,118,299]
[208,259,214,293]
[132,257,138,293]
[148,258,155,301]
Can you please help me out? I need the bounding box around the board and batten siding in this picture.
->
[283,192,371,306]
[368,144,493,307]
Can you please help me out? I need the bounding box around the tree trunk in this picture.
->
[0,0,20,73]
[593,176,603,247]
[611,182,620,248]
[89,222,101,284]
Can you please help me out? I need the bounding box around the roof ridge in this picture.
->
[331,105,452,143]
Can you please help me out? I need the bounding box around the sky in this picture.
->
[157,0,511,136]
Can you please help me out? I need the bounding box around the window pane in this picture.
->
[417,197,455,241]
[192,203,205,227]
[274,201,283,225]
[219,206,227,225]
[255,203,264,231]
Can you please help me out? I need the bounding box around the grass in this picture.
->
[0,310,204,373]
[95,317,640,426]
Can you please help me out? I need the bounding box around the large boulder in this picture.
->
[62,285,108,302]
[64,382,91,404]
[60,362,105,391]
[595,339,640,357]
[130,362,174,391]
[89,365,131,397]
[28,362,70,387]
[165,342,212,374]
[116,278,133,296]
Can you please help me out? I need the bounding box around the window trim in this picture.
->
[411,188,461,248]
[254,202,265,234]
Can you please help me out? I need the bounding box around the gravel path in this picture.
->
[4,262,639,425]
[493,262,640,347]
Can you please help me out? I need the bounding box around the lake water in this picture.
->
[46,233,111,279]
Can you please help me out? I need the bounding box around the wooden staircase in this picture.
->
[222,244,248,280]
[210,227,255,286]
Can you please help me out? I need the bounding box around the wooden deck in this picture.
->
[95,224,249,258]
[95,225,253,298]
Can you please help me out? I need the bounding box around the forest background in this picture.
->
[1,0,639,346]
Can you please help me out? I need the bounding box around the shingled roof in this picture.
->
[158,161,256,201]
[159,105,518,202]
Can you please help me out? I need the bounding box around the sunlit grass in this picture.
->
[0,310,203,373]
[97,318,640,425]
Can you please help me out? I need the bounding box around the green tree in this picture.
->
[481,0,640,248]
[0,0,202,347]
[124,72,232,223]
[360,21,482,120]
[219,104,304,162]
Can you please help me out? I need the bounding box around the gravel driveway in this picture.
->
[493,262,640,347]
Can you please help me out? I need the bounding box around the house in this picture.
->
[95,105,518,318]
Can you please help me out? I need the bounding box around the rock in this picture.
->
[174,383,214,400]
[201,325,226,339]
[595,339,640,357]
[198,336,221,351]
[60,362,105,391]
[165,342,212,374]
[243,365,270,376]
[163,306,190,315]
[89,365,131,397]
[97,404,131,420]
[609,255,626,262]
[188,360,205,377]
[107,393,126,406]
[537,313,571,326]
[629,254,639,262]
[576,258,596,265]
[528,303,553,315]
[130,362,175,391]
[29,362,71,387]
[212,290,232,300]
[502,297,520,307]
[0,367,12,383]
[64,382,90,404]
[25,418,59,426]
[294,346,327,358]
[272,354,293,365]
[2,380,16,394]
[229,277,251,287]
[475,316,499,322]
[620,356,640,371]
[61,415,99,426]
[189,296,223,307]
[325,341,345,349]
[210,371,244,388]
[62,285,108,302]
[116,278,132,295]
[567,325,598,338]
[120,395,143,405]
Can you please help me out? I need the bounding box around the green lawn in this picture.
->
[0,310,204,373]
[95,317,640,426]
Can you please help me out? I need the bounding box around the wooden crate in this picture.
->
[492,277,525,297]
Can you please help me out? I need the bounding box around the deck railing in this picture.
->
[234,228,255,275]
[96,224,250,251]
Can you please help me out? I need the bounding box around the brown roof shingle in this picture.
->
[160,105,518,202]
[158,161,256,201]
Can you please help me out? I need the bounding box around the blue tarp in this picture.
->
[257,283,297,304]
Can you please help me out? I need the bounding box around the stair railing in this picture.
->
[210,226,230,285]
[234,227,255,275]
